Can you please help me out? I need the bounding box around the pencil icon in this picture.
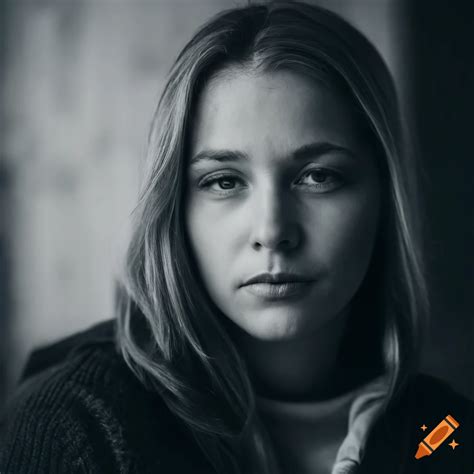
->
[415,414,460,459]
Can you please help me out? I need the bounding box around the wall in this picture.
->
[405,0,474,401]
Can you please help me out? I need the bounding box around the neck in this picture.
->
[230,307,355,402]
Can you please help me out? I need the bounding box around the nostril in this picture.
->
[252,237,295,251]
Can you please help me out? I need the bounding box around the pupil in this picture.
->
[311,171,327,183]
[219,178,234,189]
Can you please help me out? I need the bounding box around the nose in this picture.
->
[249,185,301,252]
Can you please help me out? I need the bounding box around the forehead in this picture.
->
[189,68,368,158]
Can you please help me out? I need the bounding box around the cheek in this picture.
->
[312,190,380,282]
[184,198,240,290]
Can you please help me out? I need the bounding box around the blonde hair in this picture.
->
[115,2,429,472]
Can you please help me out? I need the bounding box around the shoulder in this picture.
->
[0,320,202,473]
[2,319,143,421]
[19,318,117,382]
[0,320,126,471]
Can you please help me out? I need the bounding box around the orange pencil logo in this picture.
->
[415,414,460,459]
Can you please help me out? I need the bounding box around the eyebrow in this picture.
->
[189,141,356,166]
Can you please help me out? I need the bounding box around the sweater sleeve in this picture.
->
[1,338,192,474]
[0,371,102,474]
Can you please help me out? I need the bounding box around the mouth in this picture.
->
[241,272,314,285]
[242,281,313,299]
[240,272,315,299]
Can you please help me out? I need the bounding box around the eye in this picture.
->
[198,172,246,195]
[294,168,344,192]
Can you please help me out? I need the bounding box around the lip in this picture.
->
[241,272,314,286]
[242,281,313,299]
[240,272,315,299]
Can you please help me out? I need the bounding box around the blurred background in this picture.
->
[0,0,472,409]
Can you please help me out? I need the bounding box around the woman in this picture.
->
[1,2,472,473]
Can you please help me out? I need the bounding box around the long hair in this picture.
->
[115,2,429,472]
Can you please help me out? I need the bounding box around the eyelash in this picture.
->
[197,168,344,195]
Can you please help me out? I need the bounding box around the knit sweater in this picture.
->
[1,320,473,473]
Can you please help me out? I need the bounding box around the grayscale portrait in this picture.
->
[0,1,472,473]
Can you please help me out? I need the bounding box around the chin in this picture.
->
[241,310,308,341]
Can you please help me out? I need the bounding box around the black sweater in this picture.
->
[1,320,473,473]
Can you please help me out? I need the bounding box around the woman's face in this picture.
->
[185,69,380,341]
